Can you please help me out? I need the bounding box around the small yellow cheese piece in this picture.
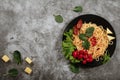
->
[107,35,115,41]
[24,67,32,74]
[107,28,113,34]
[2,55,10,62]
[25,57,32,64]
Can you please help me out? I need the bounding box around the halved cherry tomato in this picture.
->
[77,19,83,29]
[73,26,79,35]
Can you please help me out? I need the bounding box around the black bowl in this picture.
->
[63,14,116,67]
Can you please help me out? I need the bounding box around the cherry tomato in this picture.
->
[90,36,97,46]
[83,54,88,59]
[88,58,93,62]
[77,19,83,29]
[86,58,90,62]
[78,54,83,59]
[88,54,92,58]
[72,50,93,64]
[83,50,88,55]
[73,26,79,35]
[82,60,87,64]
[79,50,84,54]
[72,50,79,58]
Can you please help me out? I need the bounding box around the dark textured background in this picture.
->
[0,0,120,80]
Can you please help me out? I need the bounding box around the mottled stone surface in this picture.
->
[0,0,120,80]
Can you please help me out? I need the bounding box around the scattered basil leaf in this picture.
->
[13,50,22,64]
[73,6,82,12]
[8,68,18,77]
[82,40,90,50]
[70,64,80,73]
[79,34,87,41]
[54,15,63,23]
[85,27,94,37]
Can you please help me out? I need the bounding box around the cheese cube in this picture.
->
[24,67,32,74]
[25,57,32,64]
[107,28,113,34]
[2,55,10,62]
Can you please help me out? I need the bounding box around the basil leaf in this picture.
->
[54,15,63,23]
[82,40,90,50]
[8,68,18,77]
[13,50,22,64]
[79,34,87,41]
[73,6,82,12]
[69,64,80,73]
[85,27,94,37]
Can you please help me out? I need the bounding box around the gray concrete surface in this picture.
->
[0,0,120,80]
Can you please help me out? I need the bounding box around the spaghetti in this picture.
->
[73,22,109,59]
